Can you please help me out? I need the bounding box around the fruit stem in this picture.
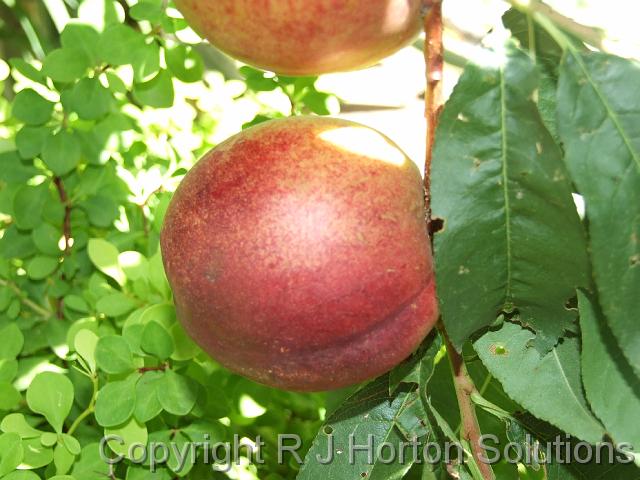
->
[440,324,496,480]
[422,0,443,234]
[422,2,494,478]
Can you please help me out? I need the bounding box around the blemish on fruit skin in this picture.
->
[490,343,508,356]
[457,113,470,123]
[473,157,482,169]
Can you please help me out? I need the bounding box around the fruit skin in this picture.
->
[173,0,422,76]
[161,116,438,391]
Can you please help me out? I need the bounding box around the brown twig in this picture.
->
[440,325,495,479]
[53,176,72,255]
[422,0,444,235]
[422,2,493,479]
[138,363,169,373]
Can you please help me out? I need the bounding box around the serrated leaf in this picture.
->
[42,130,82,176]
[558,51,640,375]
[158,370,197,416]
[12,89,54,125]
[432,45,588,351]
[94,376,136,427]
[95,335,134,374]
[579,291,640,450]
[299,376,418,480]
[26,372,74,433]
[474,322,604,443]
[389,333,442,394]
[87,238,125,285]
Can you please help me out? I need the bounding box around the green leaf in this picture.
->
[20,437,54,469]
[82,195,119,227]
[94,376,136,427]
[133,69,174,108]
[78,0,125,32]
[389,333,441,394]
[62,78,112,120]
[64,294,89,313]
[165,44,204,83]
[71,443,110,480]
[15,126,51,159]
[61,23,101,65]
[0,323,24,359]
[53,442,76,475]
[12,89,54,125]
[26,372,74,433]
[98,24,146,66]
[158,370,197,416]
[104,417,147,460]
[0,151,38,183]
[74,329,99,373]
[32,223,61,256]
[42,130,82,176]
[132,41,161,82]
[95,335,135,374]
[579,291,640,450]
[0,413,42,439]
[12,184,47,230]
[0,382,21,410]
[26,255,59,280]
[134,371,163,423]
[130,0,163,23]
[0,433,23,476]
[87,238,125,285]
[96,293,138,317]
[169,322,200,361]
[42,48,91,83]
[432,45,588,351]
[558,51,640,375]
[299,376,418,479]
[141,321,174,360]
[474,321,605,443]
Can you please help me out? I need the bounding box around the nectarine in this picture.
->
[174,0,423,75]
[161,116,438,391]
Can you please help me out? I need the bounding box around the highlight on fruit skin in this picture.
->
[160,116,439,391]
[173,0,423,76]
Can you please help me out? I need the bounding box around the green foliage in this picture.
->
[1,0,639,479]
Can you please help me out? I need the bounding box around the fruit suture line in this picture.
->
[422,1,495,479]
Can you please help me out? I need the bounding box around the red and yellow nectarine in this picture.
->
[174,0,423,75]
[161,116,438,391]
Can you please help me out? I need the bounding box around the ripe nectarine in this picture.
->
[174,0,423,75]
[161,116,438,391]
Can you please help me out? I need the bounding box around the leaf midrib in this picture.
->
[499,67,514,302]
[569,50,640,173]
